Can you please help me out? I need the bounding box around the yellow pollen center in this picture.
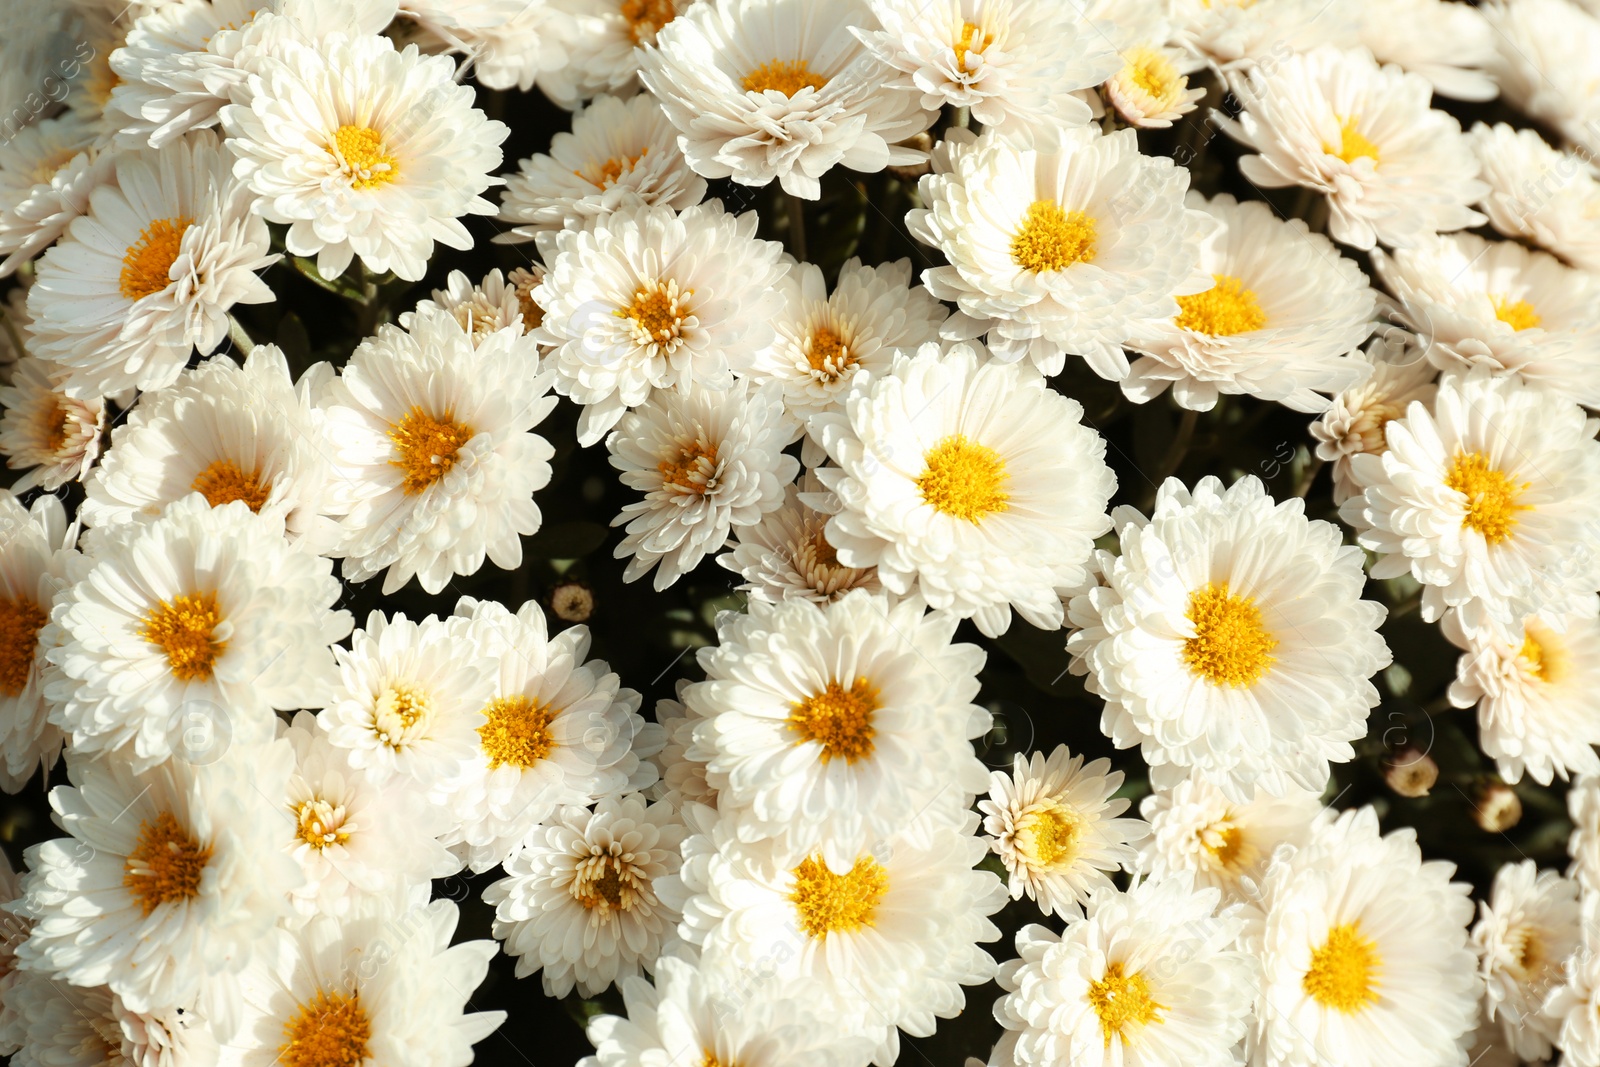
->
[118,216,191,301]
[658,439,720,494]
[1303,922,1381,1013]
[572,855,641,913]
[1175,274,1268,336]
[329,125,398,189]
[294,799,350,851]
[701,1052,738,1067]
[807,325,856,377]
[1519,626,1566,685]
[388,407,474,495]
[1123,47,1180,100]
[1326,116,1379,165]
[621,283,690,344]
[1492,295,1542,332]
[1087,962,1165,1047]
[29,146,78,185]
[789,854,888,939]
[1011,200,1097,273]
[1444,451,1530,546]
[582,149,648,188]
[141,591,226,682]
[917,434,1010,523]
[1183,583,1276,688]
[191,458,272,512]
[788,677,878,763]
[123,810,211,916]
[953,21,993,73]
[41,400,71,453]
[373,680,431,749]
[742,59,828,96]
[0,596,47,697]
[478,695,557,769]
[279,990,371,1067]
[1015,802,1081,869]
[1198,818,1247,871]
[620,0,676,44]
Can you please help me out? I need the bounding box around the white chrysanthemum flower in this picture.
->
[1545,910,1600,1067]
[1170,0,1358,66]
[992,873,1255,1067]
[1353,0,1497,100]
[485,793,685,998]
[321,305,556,594]
[0,355,105,493]
[1339,368,1600,634]
[1218,46,1487,252]
[0,789,20,1054]
[0,111,112,277]
[1099,21,1206,131]
[403,267,541,352]
[810,342,1116,636]
[395,0,573,93]
[1374,233,1600,407]
[1570,776,1600,890]
[24,129,275,398]
[1472,859,1580,1062]
[718,476,881,604]
[1138,774,1322,904]
[497,93,706,242]
[1246,806,1479,1067]
[647,684,716,814]
[1472,123,1600,274]
[223,899,504,1067]
[533,199,787,446]
[2,975,217,1067]
[1068,475,1391,800]
[1310,338,1438,505]
[907,128,1214,379]
[444,597,659,874]
[979,745,1147,920]
[0,494,74,793]
[637,0,933,199]
[533,0,698,105]
[1126,192,1374,413]
[687,590,989,869]
[46,494,350,770]
[219,30,507,281]
[855,0,1118,145]
[1481,0,1600,156]
[11,747,301,1021]
[607,379,797,590]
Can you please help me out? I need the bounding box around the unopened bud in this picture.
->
[549,580,595,624]
[1473,780,1522,833]
[1383,747,1437,798]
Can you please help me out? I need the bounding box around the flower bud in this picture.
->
[1383,747,1437,798]
[1473,780,1522,833]
[549,580,595,624]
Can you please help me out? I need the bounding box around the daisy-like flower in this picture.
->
[497,93,706,242]
[220,29,507,281]
[1570,776,1600,890]
[1125,192,1375,413]
[0,111,113,277]
[1170,0,1358,67]
[718,476,881,604]
[444,597,660,874]
[1068,475,1391,800]
[0,493,75,793]
[637,0,933,199]
[810,343,1116,636]
[855,0,1118,145]
[321,305,556,594]
[223,899,504,1067]
[46,494,350,770]
[686,590,989,870]
[1481,0,1600,157]
[1,975,218,1067]
[608,379,797,590]
[403,268,540,352]
[1310,337,1438,504]
[25,129,275,398]
[1353,0,1498,101]
[1472,123,1600,274]
[1472,859,1581,1062]
[406,0,575,95]
[1339,368,1600,634]
[907,128,1214,379]
[484,793,686,998]
[535,0,695,105]
[648,682,717,813]
[992,873,1255,1067]
[0,355,106,493]
[1097,10,1206,131]
[1217,46,1487,252]
[1246,806,1478,1067]
[979,745,1147,920]
[1374,233,1600,407]
[10,747,301,1019]
[533,199,787,446]
[1544,899,1600,1067]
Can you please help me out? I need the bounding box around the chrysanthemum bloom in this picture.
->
[485,793,685,998]
[1472,123,1600,274]
[1352,0,1498,100]
[1246,807,1478,1067]
[0,111,113,277]
[1125,192,1375,413]
[608,379,797,590]
[1170,0,1358,66]
[718,477,881,604]
[1570,777,1600,890]
[1098,17,1206,131]
[1068,475,1391,800]
[0,355,105,493]
[979,745,1147,920]
[992,874,1255,1067]
[46,495,351,769]
[220,30,507,281]
[1544,902,1600,1067]
[686,590,989,869]
[10,747,302,1020]
[856,0,1118,145]
[534,0,700,105]
[401,0,574,94]
[403,268,541,353]
[637,0,933,199]
[1471,859,1580,1062]
[498,93,706,241]
[25,130,275,398]
[810,343,1116,636]
[907,129,1214,379]
[1310,338,1437,504]
[444,597,660,874]
[223,899,504,1067]
[1340,368,1600,634]
[648,684,716,813]
[0,494,74,793]
[1482,0,1600,156]
[0,974,217,1067]
[1218,46,1487,251]
[1374,233,1600,407]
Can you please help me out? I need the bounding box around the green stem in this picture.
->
[227,314,256,356]
[1293,456,1325,499]
[1152,408,1200,487]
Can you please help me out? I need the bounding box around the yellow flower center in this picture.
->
[118,217,191,301]
[658,439,720,494]
[1122,47,1181,101]
[279,990,371,1067]
[788,677,878,763]
[0,596,47,698]
[1014,801,1081,869]
[571,854,645,914]
[1087,961,1165,1047]
[917,434,1009,523]
[191,458,272,512]
[581,149,648,188]
[1303,922,1381,1013]
[1519,625,1566,685]
[1492,295,1542,332]
[1444,451,1529,546]
[1011,200,1097,273]
[953,21,993,73]
[1198,817,1248,872]
[1183,583,1277,688]
[620,0,676,44]
[141,591,226,682]
[40,400,72,454]
[478,695,557,769]
[1326,116,1379,165]
[123,810,212,917]
[742,59,827,96]
[701,1052,738,1067]
[790,854,888,940]
[806,325,857,379]
[29,146,79,185]
[373,680,431,748]
[328,125,398,189]
[294,799,350,851]
[619,281,691,345]
[388,407,474,495]
[1175,274,1268,336]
